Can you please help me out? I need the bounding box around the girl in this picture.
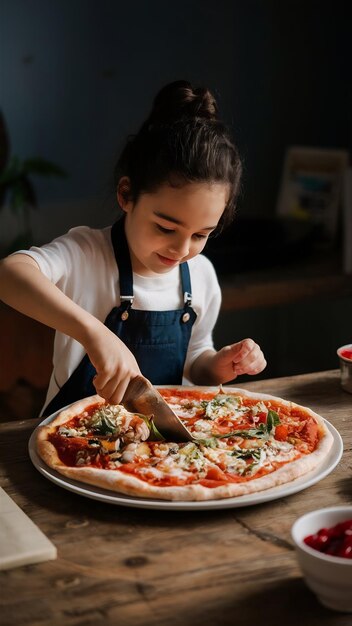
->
[0,80,266,415]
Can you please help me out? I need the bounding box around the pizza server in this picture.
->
[122,375,194,442]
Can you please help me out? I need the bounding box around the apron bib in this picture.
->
[43,218,197,416]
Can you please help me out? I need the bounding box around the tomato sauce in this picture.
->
[159,388,216,402]
[118,455,296,488]
[340,348,352,361]
[118,462,192,487]
[65,403,105,429]
[49,433,98,467]
[304,519,352,558]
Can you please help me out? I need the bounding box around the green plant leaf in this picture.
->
[23,157,67,178]
[0,156,23,187]
[9,177,37,212]
[9,181,27,212]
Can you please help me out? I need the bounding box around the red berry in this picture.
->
[304,519,352,558]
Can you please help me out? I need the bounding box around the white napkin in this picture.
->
[0,487,57,570]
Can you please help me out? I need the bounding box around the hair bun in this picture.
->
[147,80,218,125]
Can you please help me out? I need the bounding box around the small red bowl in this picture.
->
[337,344,352,393]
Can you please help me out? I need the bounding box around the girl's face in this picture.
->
[120,182,228,276]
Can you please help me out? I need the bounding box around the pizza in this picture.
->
[36,386,334,501]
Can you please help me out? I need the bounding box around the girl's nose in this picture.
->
[168,236,190,259]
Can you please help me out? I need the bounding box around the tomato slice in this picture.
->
[300,418,319,450]
[274,424,288,441]
[205,466,228,481]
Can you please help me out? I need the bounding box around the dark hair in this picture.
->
[114,80,242,230]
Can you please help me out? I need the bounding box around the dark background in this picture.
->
[1,0,350,238]
[0,0,351,387]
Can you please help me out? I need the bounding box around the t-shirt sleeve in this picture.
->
[183,255,221,381]
[14,227,101,287]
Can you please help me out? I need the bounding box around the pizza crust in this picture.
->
[35,386,335,501]
[39,394,105,429]
[36,395,105,469]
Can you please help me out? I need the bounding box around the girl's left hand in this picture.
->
[212,338,266,383]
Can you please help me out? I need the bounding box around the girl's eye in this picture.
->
[193,233,208,240]
[156,224,175,234]
[155,224,208,240]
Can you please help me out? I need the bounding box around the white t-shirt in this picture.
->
[18,225,221,408]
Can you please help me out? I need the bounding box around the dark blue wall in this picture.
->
[1,0,350,239]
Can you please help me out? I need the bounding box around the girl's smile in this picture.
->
[156,253,180,267]
[120,181,228,276]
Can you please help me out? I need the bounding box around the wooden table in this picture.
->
[0,370,351,626]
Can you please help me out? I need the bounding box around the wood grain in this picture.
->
[0,370,351,626]
[0,302,54,391]
[220,274,352,311]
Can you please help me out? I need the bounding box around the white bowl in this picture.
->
[291,507,352,612]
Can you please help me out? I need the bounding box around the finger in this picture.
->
[93,370,113,392]
[93,375,120,401]
[231,338,256,364]
[107,377,131,405]
[234,354,267,376]
[250,356,267,374]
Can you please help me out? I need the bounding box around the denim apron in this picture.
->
[43,217,197,416]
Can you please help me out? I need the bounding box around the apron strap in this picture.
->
[180,262,192,307]
[111,218,134,306]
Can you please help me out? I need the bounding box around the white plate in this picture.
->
[28,408,343,511]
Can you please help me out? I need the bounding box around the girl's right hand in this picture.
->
[84,324,141,405]
[0,254,141,404]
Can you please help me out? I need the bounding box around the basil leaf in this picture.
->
[149,420,165,441]
[200,400,217,419]
[215,426,269,439]
[200,395,240,419]
[232,448,262,460]
[197,437,219,448]
[139,414,165,441]
[91,415,119,435]
[266,410,280,432]
[218,412,280,440]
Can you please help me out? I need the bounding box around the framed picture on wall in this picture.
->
[277,146,349,243]
[343,167,352,274]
